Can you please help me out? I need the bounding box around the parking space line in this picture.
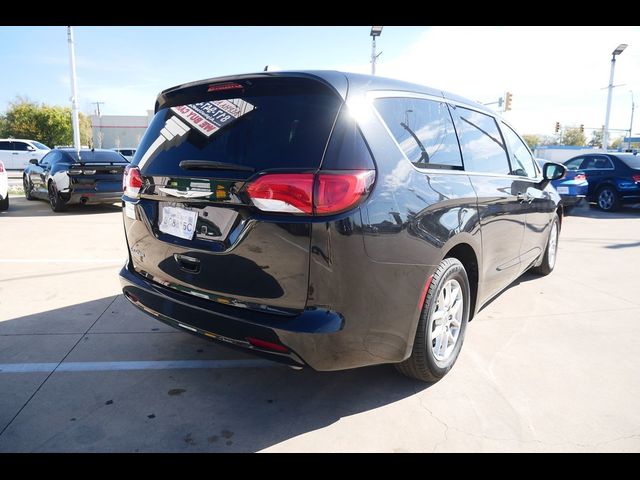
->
[0,259,123,264]
[0,359,283,374]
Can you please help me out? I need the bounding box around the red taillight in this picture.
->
[574,173,586,182]
[246,337,289,353]
[123,165,143,198]
[246,173,314,214]
[315,171,375,215]
[246,170,375,216]
[207,82,244,92]
[0,161,4,173]
[632,174,640,183]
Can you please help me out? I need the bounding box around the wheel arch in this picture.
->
[442,242,479,321]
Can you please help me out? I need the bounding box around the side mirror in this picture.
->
[27,146,36,152]
[543,162,566,181]
[539,162,566,189]
[29,158,39,165]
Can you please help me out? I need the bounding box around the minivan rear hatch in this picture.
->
[123,75,344,313]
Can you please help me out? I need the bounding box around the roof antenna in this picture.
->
[263,65,268,72]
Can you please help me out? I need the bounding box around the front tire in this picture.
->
[596,186,620,212]
[395,258,470,383]
[0,195,8,211]
[23,176,34,200]
[48,181,67,212]
[531,214,559,276]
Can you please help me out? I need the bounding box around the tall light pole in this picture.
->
[603,43,627,151]
[67,26,81,155]
[370,26,383,75]
[628,90,635,151]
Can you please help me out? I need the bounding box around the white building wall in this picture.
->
[90,112,152,149]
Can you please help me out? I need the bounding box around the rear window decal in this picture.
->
[170,99,255,137]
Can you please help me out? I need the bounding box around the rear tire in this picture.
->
[395,258,470,383]
[596,185,620,212]
[531,214,559,276]
[48,181,67,212]
[0,195,8,211]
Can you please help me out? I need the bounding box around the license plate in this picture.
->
[159,206,198,240]
[557,186,569,194]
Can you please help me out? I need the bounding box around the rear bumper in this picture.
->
[69,191,123,205]
[119,261,346,370]
[560,194,585,207]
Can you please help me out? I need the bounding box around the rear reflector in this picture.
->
[418,275,434,310]
[632,174,640,183]
[123,165,143,198]
[246,170,375,216]
[0,161,4,173]
[246,337,289,353]
[574,173,586,182]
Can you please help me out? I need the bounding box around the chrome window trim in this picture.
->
[365,90,542,181]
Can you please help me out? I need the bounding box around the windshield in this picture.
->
[31,141,50,150]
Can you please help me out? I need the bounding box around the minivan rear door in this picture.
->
[123,76,343,313]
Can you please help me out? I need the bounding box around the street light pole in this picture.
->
[629,90,635,151]
[370,26,383,75]
[603,43,627,151]
[67,26,81,155]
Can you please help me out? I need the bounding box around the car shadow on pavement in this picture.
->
[0,295,430,452]
[1,196,122,218]
[568,203,640,219]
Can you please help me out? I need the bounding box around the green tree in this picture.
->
[589,130,603,148]
[1,97,93,148]
[610,136,624,150]
[562,127,586,146]
[522,134,539,149]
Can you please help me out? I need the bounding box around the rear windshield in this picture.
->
[133,78,342,176]
[617,154,640,169]
[68,151,130,163]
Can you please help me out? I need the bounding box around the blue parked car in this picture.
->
[562,153,640,211]
[536,158,588,212]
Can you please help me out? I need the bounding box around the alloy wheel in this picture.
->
[430,279,464,362]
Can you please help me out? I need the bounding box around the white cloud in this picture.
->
[340,26,640,137]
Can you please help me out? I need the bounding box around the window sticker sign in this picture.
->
[170,99,255,137]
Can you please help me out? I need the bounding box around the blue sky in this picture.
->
[1,26,639,138]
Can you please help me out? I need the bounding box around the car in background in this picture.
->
[119,71,566,383]
[111,148,136,162]
[0,139,50,170]
[23,148,129,212]
[562,153,640,211]
[536,158,587,212]
[0,160,8,211]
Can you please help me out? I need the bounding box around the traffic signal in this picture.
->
[504,92,513,111]
[555,121,560,133]
[580,124,584,133]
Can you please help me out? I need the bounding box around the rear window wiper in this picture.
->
[179,160,255,172]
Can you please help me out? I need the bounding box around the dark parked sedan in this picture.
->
[119,71,565,382]
[23,148,129,212]
[563,153,640,211]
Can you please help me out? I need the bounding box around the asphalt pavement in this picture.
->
[0,195,639,452]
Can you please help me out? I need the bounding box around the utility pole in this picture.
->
[67,26,81,155]
[370,26,383,75]
[629,91,635,151]
[603,44,627,152]
[92,101,105,148]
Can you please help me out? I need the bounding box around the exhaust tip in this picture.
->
[80,197,88,204]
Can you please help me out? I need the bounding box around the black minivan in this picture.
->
[119,71,565,382]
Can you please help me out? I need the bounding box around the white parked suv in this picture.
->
[0,160,9,211]
[0,139,51,170]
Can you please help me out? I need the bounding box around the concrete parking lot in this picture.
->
[0,194,639,452]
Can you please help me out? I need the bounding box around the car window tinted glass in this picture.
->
[374,97,462,169]
[13,142,30,151]
[582,156,613,169]
[134,78,342,177]
[450,106,510,174]
[40,151,56,165]
[501,123,538,177]
[0,141,11,151]
[564,157,584,170]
